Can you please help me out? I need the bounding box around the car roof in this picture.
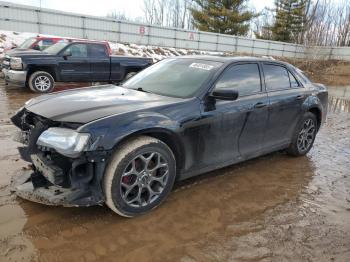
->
[69,39,109,44]
[176,55,291,66]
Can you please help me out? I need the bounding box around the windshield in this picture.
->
[44,42,69,55]
[19,38,37,49]
[122,58,223,98]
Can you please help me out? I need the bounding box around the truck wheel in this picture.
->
[28,71,55,93]
[103,136,176,217]
[287,112,317,156]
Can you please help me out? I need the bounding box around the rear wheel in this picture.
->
[287,112,317,156]
[28,71,55,93]
[103,136,176,217]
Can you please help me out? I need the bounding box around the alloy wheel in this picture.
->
[34,76,51,92]
[120,152,169,208]
[297,118,316,152]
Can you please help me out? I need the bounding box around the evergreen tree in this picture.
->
[190,0,255,36]
[270,0,307,43]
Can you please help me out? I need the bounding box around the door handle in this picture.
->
[254,102,267,108]
[296,95,305,100]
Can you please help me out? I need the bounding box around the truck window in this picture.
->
[65,44,88,58]
[89,44,108,58]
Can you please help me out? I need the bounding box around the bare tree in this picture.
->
[142,0,194,29]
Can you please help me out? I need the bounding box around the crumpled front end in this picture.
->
[11,108,108,207]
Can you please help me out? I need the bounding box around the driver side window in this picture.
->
[215,63,261,97]
[65,44,88,58]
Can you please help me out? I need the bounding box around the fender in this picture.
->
[25,58,60,80]
[80,111,187,172]
[79,111,183,151]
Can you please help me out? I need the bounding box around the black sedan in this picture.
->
[11,56,328,217]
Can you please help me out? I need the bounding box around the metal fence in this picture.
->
[1,1,350,61]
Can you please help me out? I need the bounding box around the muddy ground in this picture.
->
[0,80,349,262]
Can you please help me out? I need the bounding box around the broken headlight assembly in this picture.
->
[37,127,90,158]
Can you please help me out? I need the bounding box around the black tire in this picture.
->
[287,112,318,156]
[103,136,176,217]
[28,71,55,93]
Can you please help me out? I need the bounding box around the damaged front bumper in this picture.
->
[11,171,96,207]
[12,127,109,207]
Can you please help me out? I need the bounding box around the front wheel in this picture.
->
[103,136,176,217]
[287,112,317,156]
[28,71,55,93]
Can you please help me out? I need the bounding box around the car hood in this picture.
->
[5,49,44,57]
[25,85,182,123]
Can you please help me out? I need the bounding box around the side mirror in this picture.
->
[62,50,72,59]
[210,89,239,101]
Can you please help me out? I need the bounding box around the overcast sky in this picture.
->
[4,0,274,19]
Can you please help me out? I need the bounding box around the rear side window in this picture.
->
[215,63,261,96]
[263,64,290,91]
[89,44,108,58]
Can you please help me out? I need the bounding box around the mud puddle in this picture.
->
[0,81,349,262]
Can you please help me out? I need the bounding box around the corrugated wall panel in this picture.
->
[199,33,217,44]
[150,26,175,38]
[40,24,83,38]
[0,6,37,22]
[217,44,234,52]
[85,18,117,31]
[237,46,253,54]
[149,37,175,48]
[175,39,198,49]
[199,42,217,51]
[253,48,269,56]
[120,33,148,45]
[254,40,269,49]
[218,35,235,45]
[176,30,199,41]
[40,13,82,28]
[85,30,118,41]
[0,20,38,32]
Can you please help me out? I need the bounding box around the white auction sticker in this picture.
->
[189,63,214,70]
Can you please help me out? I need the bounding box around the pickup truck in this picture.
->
[3,40,153,93]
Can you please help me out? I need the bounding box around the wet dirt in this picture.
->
[0,80,349,262]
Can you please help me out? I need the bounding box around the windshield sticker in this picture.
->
[189,63,214,71]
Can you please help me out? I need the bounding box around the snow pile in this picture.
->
[0,30,227,61]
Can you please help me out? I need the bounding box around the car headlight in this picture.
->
[37,128,90,158]
[10,57,23,70]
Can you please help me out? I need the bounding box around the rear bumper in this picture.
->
[4,69,27,86]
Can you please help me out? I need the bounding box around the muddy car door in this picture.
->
[199,62,268,167]
[262,63,305,149]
